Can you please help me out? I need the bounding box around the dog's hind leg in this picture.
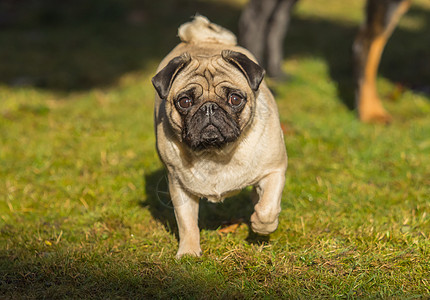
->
[353,0,411,123]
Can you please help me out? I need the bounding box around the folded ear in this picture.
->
[221,50,265,91]
[151,53,191,99]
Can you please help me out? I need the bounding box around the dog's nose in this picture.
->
[200,102,219,116]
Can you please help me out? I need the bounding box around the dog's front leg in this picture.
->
[168,175,201,258]
[251,171,285,235]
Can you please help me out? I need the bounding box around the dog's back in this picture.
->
[178,15,237,46]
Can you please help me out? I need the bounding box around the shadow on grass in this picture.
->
[140,168,269,244]
[0,250,250,299]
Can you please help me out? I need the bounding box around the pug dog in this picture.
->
[151,16,287,257]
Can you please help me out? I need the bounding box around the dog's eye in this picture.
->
[177,97,193,109]
[228,93,244,107]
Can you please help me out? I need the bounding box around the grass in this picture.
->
[1,0,430,298]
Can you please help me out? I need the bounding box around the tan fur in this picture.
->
[178,15,237,46]
[153,16,287,257]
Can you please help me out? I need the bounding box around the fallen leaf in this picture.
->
[218,223,240,235]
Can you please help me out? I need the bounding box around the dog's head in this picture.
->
[152,50,265,151]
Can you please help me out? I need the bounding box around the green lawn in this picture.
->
[1,0,430,298]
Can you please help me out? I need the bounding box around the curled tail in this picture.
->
[178,15,237,46]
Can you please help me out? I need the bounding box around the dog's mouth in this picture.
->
[183,120,240,151]
[182,101,241,151]
[195,124,226,150]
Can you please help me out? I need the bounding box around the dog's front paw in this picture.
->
[250,212,279,235]
[176,246,202,259]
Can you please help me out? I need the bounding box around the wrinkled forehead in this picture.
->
[170,55,250,96]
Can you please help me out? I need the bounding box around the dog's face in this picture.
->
[152,50,265,151]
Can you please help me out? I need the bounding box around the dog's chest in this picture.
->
[179,157,256,202]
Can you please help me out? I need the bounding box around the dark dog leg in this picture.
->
[353,0,411,123]
[239,0,298,78]
[239,0,279,66]
[265,0,298,78]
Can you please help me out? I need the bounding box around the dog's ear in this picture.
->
[221,50,265,91]
[152,53,191,99]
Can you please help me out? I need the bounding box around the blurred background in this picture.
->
[0,0,429,95]
[0,0,244,91]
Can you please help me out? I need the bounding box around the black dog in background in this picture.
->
[239,0,411,123]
